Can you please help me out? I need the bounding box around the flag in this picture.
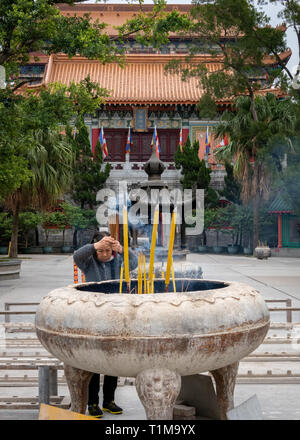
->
[216,133,229,148]
[205,126,211,155]
[151,126,161,158]
[125,126,132,154]
[179,127,183,153]
[99,126,108,159]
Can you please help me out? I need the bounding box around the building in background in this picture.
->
[20,3,291,195]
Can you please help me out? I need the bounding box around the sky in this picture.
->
[82,0,298,74]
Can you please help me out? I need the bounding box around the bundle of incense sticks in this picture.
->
[108,213,119,240]
[165,209,177,292]
[118,205,179,295]
[136,252,147,294]
[148,206,159,294]
[122,206,130,293]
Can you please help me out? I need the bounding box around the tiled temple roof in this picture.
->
[26,51,287,105]
[44,54,224,105]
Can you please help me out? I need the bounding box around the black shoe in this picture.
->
[88,404,104,418]
[102,401,123,414]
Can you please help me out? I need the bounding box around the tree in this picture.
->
[174,137,219,206]
[0,0,186,93]
[70,124,110,210]
[1,74,115,258]
[164,0,295,249]
[19,211,42,249]
[0,212,13,246]
[215,93,295,248]
[175,137,210,188]
[220,161,242,204]
[61,202,98,249]
[258,0,300,96]
[167,0,287,119]
[5,126,74,257]
[0,0,185,202]
[0,91,33,201]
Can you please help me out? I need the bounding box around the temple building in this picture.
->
[20,3,291,196]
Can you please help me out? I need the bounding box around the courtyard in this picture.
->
[0,252,300,420]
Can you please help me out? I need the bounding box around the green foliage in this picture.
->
[0,212,13,244]
[214,94,295,203]
[19,211,42,247]
[174,137,211,189]
[61,202,98,230]
[166,0,287,101]
[175,137,219,208]
[220,162,242,204]
[19,211,42,232]
[0,0,180,88]
[258,0,300,94]
[70,124,111,209]
[0,93,33,200]
[197,95,218,120]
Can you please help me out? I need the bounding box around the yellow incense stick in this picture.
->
[138,254,142,294]
[119,265,123,294]
[162,271,165,279]
[171,260,176,293]
[123,206,130,291]
[148,206,159,288]
[151,275,155,294]
[143,254,147,294]
[165,209,177,292]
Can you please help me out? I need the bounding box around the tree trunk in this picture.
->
[252,194,260,250]
[252,160,261,250]
[73,229,78,249]
[9,202,20,258]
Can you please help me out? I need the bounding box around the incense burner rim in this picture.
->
[39,279,262,308]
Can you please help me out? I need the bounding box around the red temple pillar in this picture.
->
[278,213,282,248]
[91,128,100,155]
[182,128,189,144]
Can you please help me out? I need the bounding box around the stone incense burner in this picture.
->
[35,279,270,420]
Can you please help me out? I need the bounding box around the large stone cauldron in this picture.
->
[35,279,270,419]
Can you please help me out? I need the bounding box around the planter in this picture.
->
[227,245,239,255]
[212,246,223,254]
[0,259,22,280]
[198,245,207,253]
[43,246,53,254]
[254,246,271,260]
[243,247,252,255]
[0,246,8,255]
[61,246,73,254]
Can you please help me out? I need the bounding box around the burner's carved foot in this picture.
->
[210,361,239,420]
[136,368,181,420]
[64,364,94,414]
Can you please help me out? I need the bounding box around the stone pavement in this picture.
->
[0,252,300,420]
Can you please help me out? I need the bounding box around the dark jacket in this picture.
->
[73,244,138,282]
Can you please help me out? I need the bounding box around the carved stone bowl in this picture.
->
[35,279,270,419]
